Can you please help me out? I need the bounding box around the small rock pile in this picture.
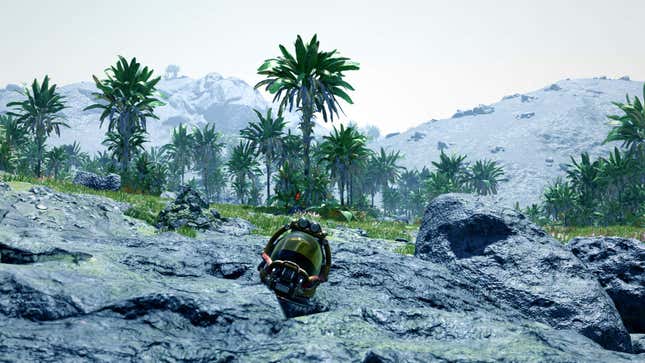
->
[156,186,220,230]
[73,171,121,191]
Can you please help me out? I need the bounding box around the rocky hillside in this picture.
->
[0,183,643,361]
[0,73,269,154]
[373,77,643,207]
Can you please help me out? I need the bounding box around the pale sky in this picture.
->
[2,0,644,134]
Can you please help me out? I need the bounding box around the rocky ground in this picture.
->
[0,184,643,362]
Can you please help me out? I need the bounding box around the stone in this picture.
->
[437,141,449,151]
[0,187,642,360]
[414,193,632,352]
[545,83,562,91]
[516,112,535,119]
[0,182,10,191]
[620,76,631,81]
[407,131,426,142]
[521,94,536,103]
[490,146,505,154]
[568,237,645,333]
[35,204,47,211]
[73,171,121,191]
[156,186,217,231]
[30,186,53,196]
[632,334,645,354]
[452,104,495,118]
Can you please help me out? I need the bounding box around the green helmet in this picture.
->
[258,218,332,303]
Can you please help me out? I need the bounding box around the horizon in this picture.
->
[2,0,644,134]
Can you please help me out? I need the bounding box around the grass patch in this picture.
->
[394,243,416,255]
[176,226,198,238]
[545,225,644,243]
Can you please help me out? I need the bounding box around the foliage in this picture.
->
[240,108,286,205]
[164,123,194,186]
[226,141,261,204]
[0,115,28,173]
[85,56,163,173]
[192,123,225,201]
[6,75,68,177]
[255,34,359,205]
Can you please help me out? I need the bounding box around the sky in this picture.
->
[1,0,644,134]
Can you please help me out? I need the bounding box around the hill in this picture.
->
[372,77,643,207]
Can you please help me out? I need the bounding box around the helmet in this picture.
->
[258,218,332,303]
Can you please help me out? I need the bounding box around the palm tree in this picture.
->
[6,76,68,177]
[371,148,404,205]
[469,159,505,195]
[45,146,68,179]
[605,84,644,153]
[85,56,163,172]
[240,108,286,205]
[255,34,360,205]
[192,124,225,200]
[543,177,577,225]
[226,141,261,204]
[164,123,194,185]
[0,114,28,172]
[432,151,469,185]
[319,124,371,205]
[61,141,88,171]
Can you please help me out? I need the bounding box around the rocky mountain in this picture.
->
[0,184,643,361]
[0,73,270,154]
[372,77,643,207]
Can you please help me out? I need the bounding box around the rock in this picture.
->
[385,132,400,139]
[437,141,449,151]
[632,334,645,354]
[0,182,10,191]
[157,186,218,231]
[490,146,505,154]
[568,237,645,333]
[407,131,426,142]
[515,112,535,119]
[73,171,121,191]
[521,94,536,103]
[210,208,222,220]
[502,93,520,100]
[414,193,632,352]
[0,187,642,361]
[546,157,554,163]
[0,209,7,223]
[452,104,495,118]
[29,186,53,196]
[620,76,631,81]
[35,204,47,211]
[545,83,562,91]
[214,217,254,236]
[159,191,177,199]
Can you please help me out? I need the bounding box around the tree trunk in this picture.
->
[301,107,313,207]
[265,157,271,206]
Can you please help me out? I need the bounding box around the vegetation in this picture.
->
[255,34,359,206]
[6,76,68,177]
[85,56,163,174]
[523,85,645,228]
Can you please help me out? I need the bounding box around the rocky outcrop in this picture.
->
[156,186,217,230]
[415,193,632,352]
[633,334,645,354]
[73,171,121,191]
[452,104,495,118]
[568,237,645,333]
[0,187,642,360]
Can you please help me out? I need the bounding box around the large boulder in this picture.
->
[568,237,644,333]
[73,171,121,191]
[414,193,632,352]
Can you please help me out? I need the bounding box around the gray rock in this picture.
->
[73,171,121,191]
[0,188,642,361]
[568,237,645,333]
[0,182,10,191]
[414,193,632,352]
[437,141,449,151]
[490,146,505,154]
[632,334,645,354]
[516,112,535,119]
[452,104,495,118]
[157,186,218,230]
[407,131,426,142]
[385,132,400,139]
[545,83,562,91]
[29,186,53,196]
[520,94,536,102]
[621,76,631,81]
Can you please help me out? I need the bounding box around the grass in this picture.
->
[544,225,644,243]
[176,226,198,238]
[2,174,642,249]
